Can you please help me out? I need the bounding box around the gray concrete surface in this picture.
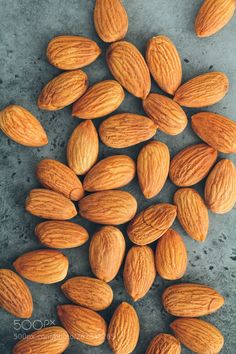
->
[0,0,236,353]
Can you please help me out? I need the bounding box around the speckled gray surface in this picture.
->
[0,0,236,353]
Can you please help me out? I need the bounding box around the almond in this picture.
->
[146,333,181,354]
[57,304,107,346]
[107,41,151,99]
[205,159,236,214]
[191,111,236,153]
[89,226,126,282]
[94,0,128,42]
[35,220,89,249]
[0,269,33,318]
[25,189,77,220]
[0,105,48,147]
[146,35,182,95]
[83,155,136,192]
[72,80,124,119]
[137,141,170,199]
[14,249,69,284]
[67,120,99,175]
[99,113,157,148]
[61,276,113,311]
[143,93,187,135]
[174,72,229,107]
[174,188,209,242]
[107,302,140,353]
[169,143,218,186]
[155,229,188,280]
[127,203,177,245]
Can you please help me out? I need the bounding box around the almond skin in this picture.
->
[127,203,177,245]
[155,229,188,280]
[94,0,128,42]
[143,93,187,135]
[169,143,218,187]
[57,304,107,346]
[35,220,89,249]
[107,41,151,99]
[61,276,113,311]
[36,159,84,201]
[0,105,48,147]
[89,226,126,282]
[174,188,209,242]
[107,302,140,353]
[83,155,136,192]
[174,72,229,107]
[123,246,156,301]
[137,141,170,199]
[72,80,124,119]
[67,120,99,175]
[13,249,69,284]
[99,113,157,148]
[79,190,137,225]
[192,112,236,153]
[0,269,33,318]
[146,35,182,95]
[170,318,224,354]
[146,333,181,354]
[205,159,236,214]
[47,35,101,70]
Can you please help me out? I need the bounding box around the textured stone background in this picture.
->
[0,0,236,353]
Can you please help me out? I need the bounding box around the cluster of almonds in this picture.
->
[0,0,236,353]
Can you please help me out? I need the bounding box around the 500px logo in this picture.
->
[14,319,56,331]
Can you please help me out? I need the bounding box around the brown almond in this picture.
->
[146,333,181,354]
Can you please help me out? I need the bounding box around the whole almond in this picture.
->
[0,105,48,147]
[137,141,170,199]
[89,226,126,282]
[14,249,69,284]
[146,35,182,95]
[155,229,188,280]
[174,72,229,107]
[123,246,156,301]
[107,41,151,99]
[72,80,124,119]
[169,143,218,186]
[0,269,33,318]
[127,203,177,245]
[146,333,181,354]
[99,113,157,148]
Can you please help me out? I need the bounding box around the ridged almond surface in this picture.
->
[170,318,224,354]
[57,304,107,346]
[61,276,113,311]
[72,80,124,119]
[127,203,177,245]
[89,226,126,282]
[79,190,137,225]
[205,159,236,214]
[35,220,89,249]
[143,93,187,135]
[0,105,48,147]
[83,155,135,192]
[146,35,182,95]
[107,41,151,99]
[67,120,99,175]
[14,249,69,284]
[146,333,181,354]
[174,188,209,242]
[99,113,157,148]
[123,246,156,301]
[192,112,236,153]
[94,0,128,42]
[169,143,218,186]
[107,302,140,353]
[0,269,33,318]
[137,141,170,199]
[174,72,229,107]
[25,189,77,220]
[155,229,188,280]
